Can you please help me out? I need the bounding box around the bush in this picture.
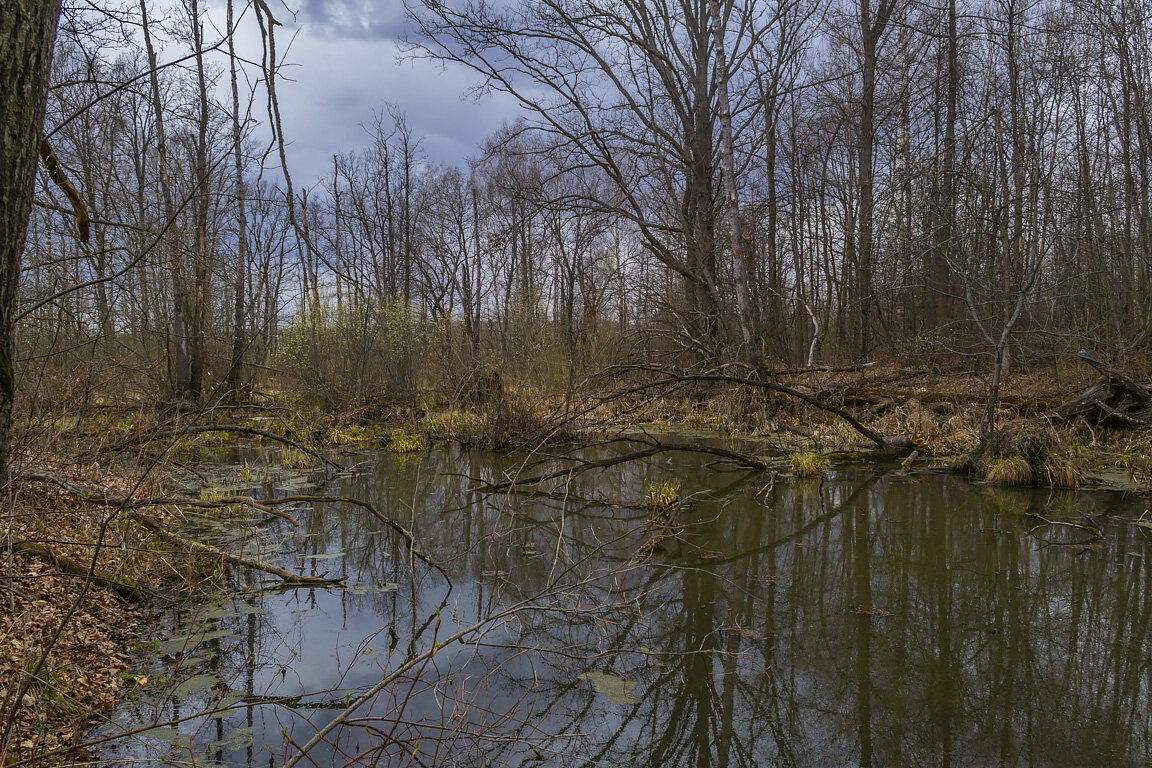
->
[275,298,419,410]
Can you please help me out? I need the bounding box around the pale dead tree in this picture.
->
[709,0,755,363]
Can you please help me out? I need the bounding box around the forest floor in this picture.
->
[0,460,179,767]
[3,355,1152,763]
[0,441,264,767]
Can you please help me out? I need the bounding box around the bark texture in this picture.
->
[0,0,63,487]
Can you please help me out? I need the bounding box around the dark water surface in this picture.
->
[97,443,1152,767]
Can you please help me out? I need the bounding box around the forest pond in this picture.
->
[95,441,1152,767]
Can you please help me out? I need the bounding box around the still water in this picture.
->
[97,442,1152,767]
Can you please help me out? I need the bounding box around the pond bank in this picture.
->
[5,380,1152,764]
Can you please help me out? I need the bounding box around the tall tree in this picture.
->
[226,0,250,398]
[855,0,898,358]
[0,0,62,486]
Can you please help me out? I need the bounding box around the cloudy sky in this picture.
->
[228,0,521,183]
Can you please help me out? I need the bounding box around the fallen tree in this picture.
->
[1055,349,1152,426]
[21,470,343,587]
[7,540,142,601]
[479,436,766,493]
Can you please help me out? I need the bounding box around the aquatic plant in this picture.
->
[644,478,680,509]
[790,451,829,478]
[278,446,313,469]
[198,487,225,502]
[388,428,426,454]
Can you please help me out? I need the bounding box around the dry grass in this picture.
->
[984,455,1034,486]
[874,398,938,439]
[1041,455,1084,488]
[968,420,1085,487]
[925,409,983,456]
[420,410,480,439]
[326,423,383,448]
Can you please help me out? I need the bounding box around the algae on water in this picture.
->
[579,671,640,705]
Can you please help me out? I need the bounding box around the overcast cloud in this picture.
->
[230,0,521,183]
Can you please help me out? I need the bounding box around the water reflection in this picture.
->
[98,444,1152,767]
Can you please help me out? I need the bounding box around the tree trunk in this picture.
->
[929,0,957,328]
[0,0,62,487]
[139,0,190,396]
[709,0,755,365]
[857,5,878,359]
[226,0,249,399]
[188,0,211,399]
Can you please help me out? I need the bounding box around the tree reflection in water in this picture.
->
[97,444,1152,767]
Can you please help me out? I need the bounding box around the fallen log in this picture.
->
[132,515,341,586]
[1054,350,1152,426]
[21,470,342,587]
[8,541,142,601]
[480,439,766,493]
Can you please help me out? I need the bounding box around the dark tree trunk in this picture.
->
[226,0,249,399]
[0,0,62,487]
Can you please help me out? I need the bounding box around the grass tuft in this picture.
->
[388,428,426,454]
[984,455,1033,486]
[790,451,829,478]
[278,446,313,469]
[421,410,479,439]
[1041,455,1083,488]
[644,478,680,509]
